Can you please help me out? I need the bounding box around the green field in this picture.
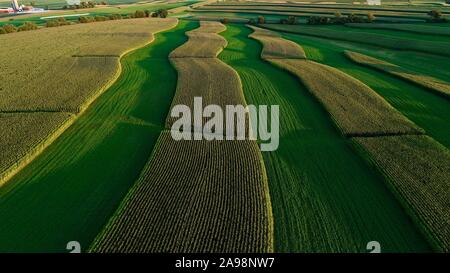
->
[218,24,430,252]
[279,32,450,150]
[1,0,450,253]
[345,23,450,37]
[321,24,450,43]
[0,20,197,252]
[262,24,450,57]
[0,1,196,26]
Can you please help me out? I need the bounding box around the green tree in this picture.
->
[257,16,265,24]
[428,10,442,20]
[18,22,38,31]
[157,9,168,18]
[2,24,17,33]
[134,10,145,18]
[287,16,297,25]
[46,20,60,27]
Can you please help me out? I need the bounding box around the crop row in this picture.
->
[260,24,450,57]
[248,26,450,251]
[90,132,272,252]
[196,5,430,20]
[0,18,178,113]
[90,22,273,252]
[250,27,421,137]
[207,2,450,14]
[218,24,432,252]
[0,112,73,186]
[353,135,450,252]
[248,25,306,59]
[345,51,450,99]
[0,18,178,187]
[345,23,450,37]
[169,21,227,58]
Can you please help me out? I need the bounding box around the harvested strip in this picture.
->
[0,112,73,186]
[260,24,450,58]
[248,26,306,59]
[346,23,450,37]
[170,21,227,58]
[345,51,450,100]
[353,135,450,252]
[269,59,422,137]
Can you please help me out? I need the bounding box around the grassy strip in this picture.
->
[345,51,450,100]
[90,22,273,253]
[353,135,450,252]
[261,24,450,57]
[281,33,450,149]
[322,25,450,44]
[346,23,450,37]
[0,20,196,252]
[219,24,430,252]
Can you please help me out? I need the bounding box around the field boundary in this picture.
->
[345,51,450,100]
[259,24,450,58]
[248,25,449,251]
[89,22,274,253]
[0,19,179,188]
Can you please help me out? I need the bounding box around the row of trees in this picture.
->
[427,10,447,22]
[78,9,168,23]
[0,9,170,35]
[241,9,447,26]
[63,1,97,9]
[62,1,110,9]
[0,22,38,34]
[307,12,375,25]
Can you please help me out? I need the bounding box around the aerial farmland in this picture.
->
[0,0,449,257]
